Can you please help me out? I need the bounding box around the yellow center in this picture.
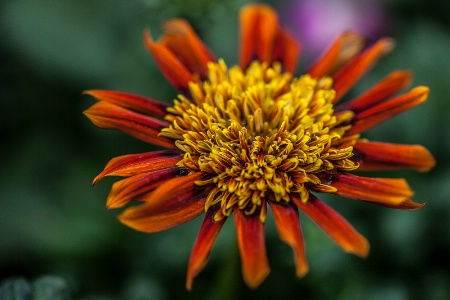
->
[160,59,358,222]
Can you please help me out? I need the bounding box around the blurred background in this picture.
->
[1,0,449,299]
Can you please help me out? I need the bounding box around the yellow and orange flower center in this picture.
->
[160,59,359,222]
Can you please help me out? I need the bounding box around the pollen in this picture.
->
[160,59,359,222]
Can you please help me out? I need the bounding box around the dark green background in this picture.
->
[1,0,448,299]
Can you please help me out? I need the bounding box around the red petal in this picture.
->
[160,19,215,79]
[269,201,308,277]
[118,172,208,232]
[240,4,278,69]
[234,207,270,289]
[93,150,182,184]
[339,70,413,113]
[239,4,300,72]
[328,173,414,206]
[333,38,395,103]
[186,207,226,290]
[293,194,369,257]
[347,86,429,135]
[144,29,195,90]
[308,31,364,78]
[372,198,426,210]
[84,90,169,119]
[271,27,301,73]
[106,167,186,209]
[353,140,435,172]
[84,101,176,148]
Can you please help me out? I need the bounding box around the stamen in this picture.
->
[160,60,358,221]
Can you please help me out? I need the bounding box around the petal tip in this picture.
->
[357,240,370,258]
[413,86,430,100]
[83,89,97,97]
[296,265,309,278]
[400,199,426,210]
[343,236,370,258]
[380,37,396,54]
[416,201,427,209]
[244,267,271,290]
[418,148,436,173]
[92,174,102,185]
[106,195,122,210]
[185,280,193,291]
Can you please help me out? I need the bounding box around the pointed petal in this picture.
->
[118,172,208,232]
[269,201,308,277]
[293,194,369,257]
[144,29,195,90]
[333,38,395,103]
[160,19,215,79]
[339,70,413,113]
[308,31,365,78]
[353,141,435,172]
[328,173,414,206]
[84,90,169,119]
[271,27,301,73]
[106,167,187,209]
[234,207,270,289]
[93,150,182,184]
[239,4,278,68]
[329,172,425,210]
[84,101,176,148]
[239,4,300,72]
[372,198,426,210]
[347,86,429,135]
[186,207,226,290]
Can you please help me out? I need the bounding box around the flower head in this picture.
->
[84,4,435,290]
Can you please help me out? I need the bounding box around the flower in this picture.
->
[84,4,435,290]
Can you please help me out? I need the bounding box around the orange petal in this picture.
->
[84,90,169,118]
[269,201,308,277]
[186,207,226,291]
[234,207,270,289]
[239,4,300,72]
[93,150,182,184]
[340,70,413,113]
[84,101,176,149]
[372,198,426,210]
[308,31,365,78]
[353,141,435,172]
[106,167,187,209]
[347,86,429,135]
[160,19,215,79]
[328,173,414,206]
[271,27,301,73]
[333,38,395,103]
[118,172,208,232]
[239,4,278,69]
[144,29,195,90]
[293,194,369,257]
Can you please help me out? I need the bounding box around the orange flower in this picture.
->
[84,4,435,290]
